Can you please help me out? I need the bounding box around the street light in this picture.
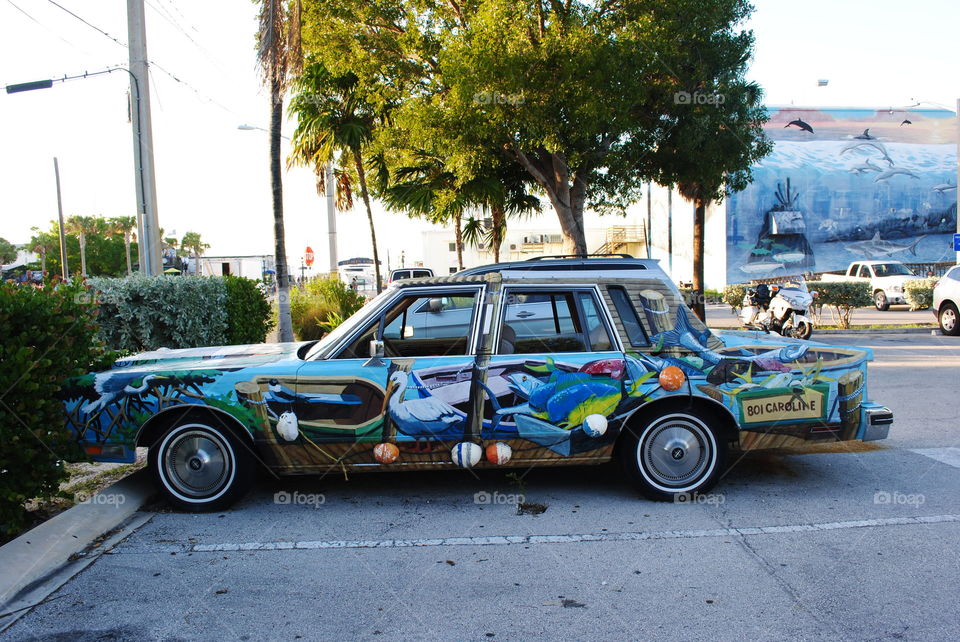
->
[5,67,163,275]
[237,124,338,275]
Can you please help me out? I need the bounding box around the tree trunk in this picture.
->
[79,233,87,277]
[353,148,382,294]
[454,211,464,270]
[491,205,505,263]
[40,249,47,276]
[124,235,132,276]
[508,149,587,255]
[691,199,706,322]
[271,77,294,342]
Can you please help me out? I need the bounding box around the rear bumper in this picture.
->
[861,403,893,441]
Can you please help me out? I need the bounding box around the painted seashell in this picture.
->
[373,442,399,464]
[277,412,299,441]
[582,413,608,437]
[659,365,686,391]
[485,442,512,465]
[452,442,482,468]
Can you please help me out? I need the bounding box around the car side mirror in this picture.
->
[363,339,386,367]
[427,298,443,313]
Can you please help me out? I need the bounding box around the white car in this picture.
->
[933,265,960,336]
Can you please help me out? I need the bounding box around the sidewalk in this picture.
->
[705,303,936,329]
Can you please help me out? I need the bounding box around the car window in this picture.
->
[858,265,871,278]
[947,267,960,282]
[607,286,649,347]
[849,263,859,276]
[411,269,432,278]
[577,292,614,351]
[336,289,479,359]
[500,290,595,354]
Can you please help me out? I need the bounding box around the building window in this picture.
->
[449,267,458,274]
[448,243,456,252]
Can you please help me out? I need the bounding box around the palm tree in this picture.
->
[180,232,210,276]
[30,230,54,276]
[109,216,138,276]
[380,153,540,268]
[288,61,384,292]
[65,215,97,277]
[256,0,302,342]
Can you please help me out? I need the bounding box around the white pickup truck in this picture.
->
[821,261,922,310]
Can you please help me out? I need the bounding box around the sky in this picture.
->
[0,0,957,272]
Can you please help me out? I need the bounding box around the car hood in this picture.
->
[110,342,309,371]
[709,328,874,363]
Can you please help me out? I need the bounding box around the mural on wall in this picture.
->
[728,107,958,281]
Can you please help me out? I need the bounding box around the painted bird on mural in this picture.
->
[385,369,465,438]
[81,372,164,416]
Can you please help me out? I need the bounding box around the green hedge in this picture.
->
[0,281,111,537]
[904,278,936,311]
[224,275,275,344]
[723,284,748,312]
[89,275,273,352]
[806,281,872,328]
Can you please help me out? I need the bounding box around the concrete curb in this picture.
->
[709,325,939,336]
[0,468,155,610]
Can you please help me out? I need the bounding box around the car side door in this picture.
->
[291,285,485,464]
[482,286,626,461]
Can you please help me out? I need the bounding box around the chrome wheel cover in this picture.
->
[637,415,715,491]
[162,428,232,499]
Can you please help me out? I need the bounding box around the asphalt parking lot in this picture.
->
[4,333,959,641]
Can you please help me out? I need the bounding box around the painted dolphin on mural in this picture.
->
[845,232,926,259]
[740,261,785,275]
[849,159,883,175]
[932,182,957,194]
[874,168,920,182]
[840,141,895,167]
[854,128,876,140]
[784,119,814,133]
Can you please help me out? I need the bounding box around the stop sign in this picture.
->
[304,246,315,266]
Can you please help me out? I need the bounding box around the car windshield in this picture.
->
[873,263,914,277]
[303,288,393,360]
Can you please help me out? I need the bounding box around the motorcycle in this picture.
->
[740,279,816,340]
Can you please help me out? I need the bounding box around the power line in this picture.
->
[44,0,128,48]
[4,0,92,52]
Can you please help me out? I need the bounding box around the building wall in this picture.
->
[726,107,958,283]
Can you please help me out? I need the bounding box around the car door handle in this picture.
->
[515,311,535,318]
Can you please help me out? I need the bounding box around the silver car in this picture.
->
[933,265,960,336]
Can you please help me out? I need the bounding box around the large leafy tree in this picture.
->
[288,61,384,292]
[256,0,303,341]
[301,0,769,260]
[0,237,17,265]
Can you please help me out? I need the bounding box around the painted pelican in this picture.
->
[82,372,163,416]
[385,369,465,438]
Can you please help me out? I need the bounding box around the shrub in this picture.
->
[89,274,228,352]
[806,281,872,328]
[0,280,111,537]
[224,275,274,344]
[291,278,365,341]
[722,284,747,313]
[904,278,936,311]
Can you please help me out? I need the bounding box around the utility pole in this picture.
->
[127,0,162,275]
[325,162,338,276]
[53,157,69,278]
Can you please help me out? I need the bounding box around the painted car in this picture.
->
[60,257,893,510]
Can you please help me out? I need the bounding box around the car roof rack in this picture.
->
[525,254,635,261]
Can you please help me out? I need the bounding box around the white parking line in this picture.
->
[911,448,960,469]
[179,514,960,553]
